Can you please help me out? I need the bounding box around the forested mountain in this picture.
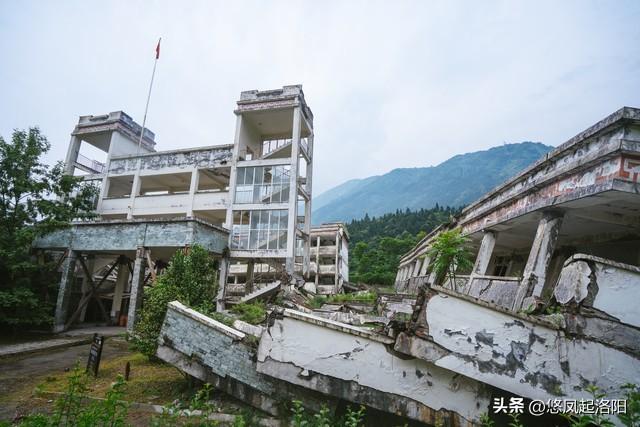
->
[347,206,459,286]
[314,142,553,224]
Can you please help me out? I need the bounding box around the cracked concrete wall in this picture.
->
[554,254,640,328]
[406,292,640,403]
[257,311,490,425]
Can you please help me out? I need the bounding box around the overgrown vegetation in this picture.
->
[131,245,219,358]
[230,301,266,325]
[0,128,98,331]
[16,363,128,427]
[308,291,378,308]
[288,399,365,427]
[427,228,473,285]
[347,206,458,286]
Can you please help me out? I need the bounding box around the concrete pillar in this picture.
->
[412,259,423,278]
[127,247,147,334]
[111,258,129,322]
[419,255,431,276]
[216,255,229,311]
[63,136,81,175]
[127,166,142,219]
[79,255,95,323]
[54,250,78,333]
[314,236,320,287]
[514,212,564,310]
[187,168,200,217]
[471,231,497,276]
[245,259,255,294]
[285,107,302,274]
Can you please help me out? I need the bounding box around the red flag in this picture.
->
[155,38,161,59]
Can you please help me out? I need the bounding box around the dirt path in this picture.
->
[0,336,130,421]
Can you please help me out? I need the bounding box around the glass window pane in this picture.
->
[278,231,287,250]
[249,229,258,250]
[271,184,281,203]
[280,184,289,203]
[240,211,250,225]
[250,211,260,229]
[279,210,288,228]
[258,230,268,249]
[254,167,263,184]
[245,167,254,185]
[236,168,245,186]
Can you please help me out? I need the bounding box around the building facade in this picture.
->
[35,85,319,332]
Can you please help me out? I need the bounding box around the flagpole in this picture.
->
[137,37,161,155]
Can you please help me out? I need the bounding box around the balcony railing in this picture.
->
[75,153,105,174]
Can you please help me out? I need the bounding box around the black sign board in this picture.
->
[86,333,104,377]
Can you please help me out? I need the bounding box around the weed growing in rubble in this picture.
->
[231,301,266,325]
[289,400,366,427]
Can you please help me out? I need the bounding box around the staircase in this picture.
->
[239,280,281,304]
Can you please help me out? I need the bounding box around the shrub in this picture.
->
[132,245,218,358]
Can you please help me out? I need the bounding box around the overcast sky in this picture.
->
[1,1,639,194]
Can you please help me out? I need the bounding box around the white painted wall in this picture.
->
[257,313,489,423]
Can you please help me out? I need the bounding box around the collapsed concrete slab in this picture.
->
[157,301,493,425]
[257,309,491,426]
[396,286,640,405]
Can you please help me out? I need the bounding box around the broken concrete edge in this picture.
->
[0,336,93,360]
[430,285,561,330]
[35,390,281,427]
[167,301,245,340]
[564,253,640,274]
[281,308,395,345]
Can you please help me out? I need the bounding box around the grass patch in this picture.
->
[231,302,266,325]
[38,352,188,405]
[326,291,377,304]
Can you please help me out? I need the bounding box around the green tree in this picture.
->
[0,128,97,330]
[427,228,473,285]
[132,245,219,357]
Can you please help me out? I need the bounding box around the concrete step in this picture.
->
[239,281,281,304]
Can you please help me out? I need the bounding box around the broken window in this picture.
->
[492,256,510,276]
[235,166,290,204]
[231,209,288,250]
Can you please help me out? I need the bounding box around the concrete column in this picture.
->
[127,247,147,334]
[394,268,404,285]
[79,255,95,323]
[514,211,564,310]
[471,231,497,276]
[127,165,142,219]
[111,258,129,322]
[63,136,81,175]
[334,233,340,289]
[419,255,431,276]
[285,107,302,274]
[187,168,200,217]
[54,250,78,333]
[315,236,320,287]
[412,259,423,278]
[216,255,229,311]
[245,260,255,294]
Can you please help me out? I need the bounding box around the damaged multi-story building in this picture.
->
[34,85,335,333]
[154,107,640,426]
